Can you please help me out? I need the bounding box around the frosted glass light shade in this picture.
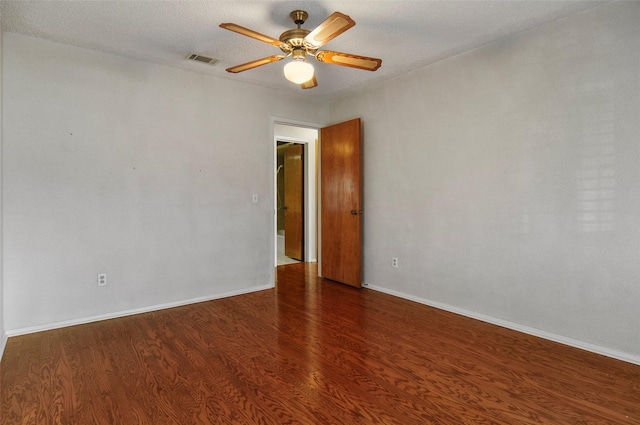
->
[283,60,314,84]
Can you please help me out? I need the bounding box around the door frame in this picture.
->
[271,117,323,268]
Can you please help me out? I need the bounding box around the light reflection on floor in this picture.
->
[277,253,300,266]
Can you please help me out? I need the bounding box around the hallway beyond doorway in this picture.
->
[276,230,300,266]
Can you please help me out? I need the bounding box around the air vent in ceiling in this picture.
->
[186,53,219,65]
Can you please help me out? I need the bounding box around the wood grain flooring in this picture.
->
[1,262,639,424]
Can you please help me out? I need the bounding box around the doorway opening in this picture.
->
[273,122,319,267]
[277,142,304,265]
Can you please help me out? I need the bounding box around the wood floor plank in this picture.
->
[2,262,639,424]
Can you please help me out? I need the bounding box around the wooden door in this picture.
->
[320,118,362,287]
[284,144,304,261]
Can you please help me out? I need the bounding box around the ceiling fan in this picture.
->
[220,10,382,89]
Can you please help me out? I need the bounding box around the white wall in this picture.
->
[329,2,640,362]
[274,123,319,262]
[0,26,6,359]
[2,33,327,332]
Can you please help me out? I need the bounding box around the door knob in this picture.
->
[350,210,363,215]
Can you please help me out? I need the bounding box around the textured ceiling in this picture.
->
[0,0,609,99]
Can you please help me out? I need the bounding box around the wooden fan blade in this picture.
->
[304,12,355,48]
[220,23,284,47]
[316,50,382,71]
[301,75,318,89]
[226,55,286,73]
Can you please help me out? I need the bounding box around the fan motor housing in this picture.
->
[279,28,310,47]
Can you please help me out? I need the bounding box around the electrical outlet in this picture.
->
[98,273,107,286]
[252,193,258,203]
[392,257,398,268]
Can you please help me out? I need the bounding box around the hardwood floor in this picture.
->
[1,262,639,424]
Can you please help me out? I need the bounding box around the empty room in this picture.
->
[1,1,639,424]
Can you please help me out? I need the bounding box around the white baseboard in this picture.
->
[7,282,638,367]
[6,284,273,337]
[365,284,640,367]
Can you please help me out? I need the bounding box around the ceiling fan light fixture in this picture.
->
[283,59,314,84]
